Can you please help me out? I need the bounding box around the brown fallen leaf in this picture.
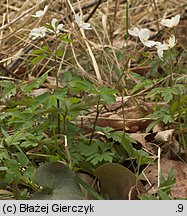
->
[171,180,187,199]
[130,133,157,154]
[30,88,51,96]
[154,129,175,143]
[108,114,124,129]
[94,163,144,200]
[80,100,169,133]
[154,129,179,158]
[86,104,153,132]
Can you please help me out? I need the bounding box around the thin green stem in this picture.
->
[54,33,61,134]
[125,0,129,41]
[89,95,102,145]
[169,50,174,87]
[52,127,63,156]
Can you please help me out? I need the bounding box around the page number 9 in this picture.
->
[177,204,183,213]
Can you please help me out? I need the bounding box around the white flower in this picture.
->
[29,27,47,40]
[31,5,48,18]
[155,43,167,60]
[75,14,92,30]
[128,27,156,47]
[155,35,176,60]
[48,18,64,34]
[160,14,180,28]
[164,34,176,49]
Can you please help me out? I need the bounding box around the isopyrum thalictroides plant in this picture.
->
[27,8,186,195]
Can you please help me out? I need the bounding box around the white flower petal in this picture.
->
[49,18,63,34]
[155,35,176,60]
[57,24,64,30]
[31,5,48,18]
[171,14,180,26]
[51,18,58,29]
[29,27,47,40]
[128,27,140,36]
[81,23,92,30]
[156,42,169,51]
[160,14,180,28]
[43,5,48,14]
[128,27,156,47]
[75,14,81,26]
[35,11,43,17]
[157,47,164,60]
[160,19,172,28]
[133,27,140,36]
[168,34,176,48]
[75,14,92,30]
[155,43,166,60]
[142,40,156,47]
[155,41,162,46]
[139,28,150,41]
